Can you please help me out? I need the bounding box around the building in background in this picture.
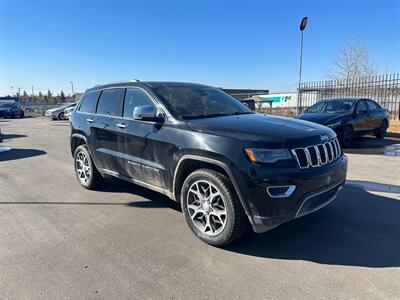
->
[222,88,269,101]
[255,93,297,108]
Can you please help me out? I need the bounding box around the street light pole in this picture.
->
[70,81,75,98]
[296,17,308,116]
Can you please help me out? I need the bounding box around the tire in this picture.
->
[375,120,388,139]
[74,145,103,189]
[181,169,248,247]
[20,111,24,118]
[341,125,353,148]
[10,111,15,119]
[58,112,65,120]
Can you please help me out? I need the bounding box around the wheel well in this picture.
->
[173,159,229,202]
[70,136,86,157]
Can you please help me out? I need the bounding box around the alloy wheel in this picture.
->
[186,180,227,236]
[75,151,91,184]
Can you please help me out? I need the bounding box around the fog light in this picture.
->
[267,185,296,198]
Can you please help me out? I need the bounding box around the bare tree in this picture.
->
[327,40,379,80]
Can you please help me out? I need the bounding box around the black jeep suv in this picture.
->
[69,81,347,246]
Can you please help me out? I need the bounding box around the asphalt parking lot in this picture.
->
[1,117,400,299]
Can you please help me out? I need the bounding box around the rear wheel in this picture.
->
[74,145,103,189]
[181,169,248,247]
[20,110,24,118]
[375,120,388,139]
[58,112,65,120]
[341,125,353,148]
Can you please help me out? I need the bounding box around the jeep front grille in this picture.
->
[291,138,341,169]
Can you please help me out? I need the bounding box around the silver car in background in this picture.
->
[45,102,77,120]
[64,105,75,119]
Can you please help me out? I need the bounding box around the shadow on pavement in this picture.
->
[0,148,47,162]
[100,177,181,211]
[2,134,27,140]
[225,186,400,268]
[1,177,398,268]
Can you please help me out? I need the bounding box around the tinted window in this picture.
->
[366,100,378,111]
[96,89,124,116]
[324,101,354,113]
[0,103,14,108]
[151,84,252,120]
[123,88,154,118]
[79,91,100,113]
[356,101,367,114]
[307,101,326,113]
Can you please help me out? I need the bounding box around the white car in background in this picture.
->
[64,105,75,119]
[45,102,77,120]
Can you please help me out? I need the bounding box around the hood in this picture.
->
[296,112,351,125]
[186,113,335,146]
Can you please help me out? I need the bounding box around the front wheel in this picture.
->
[375,120,388,139]
[181,169,248,247]
[74,145,103,189]
[58,112,65,120]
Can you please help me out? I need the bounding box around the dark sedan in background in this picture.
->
[296,98,390,147]
[0,102,24,119]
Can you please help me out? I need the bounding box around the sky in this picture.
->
[0,0,399,96]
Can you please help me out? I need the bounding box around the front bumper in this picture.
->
[240,155,348,233]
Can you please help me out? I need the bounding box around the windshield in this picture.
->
[151,84,253,120]
[0,102,14,108]
[307,100,354,114]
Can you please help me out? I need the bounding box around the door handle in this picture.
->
[116,123,126,129]
[86,118,94,123]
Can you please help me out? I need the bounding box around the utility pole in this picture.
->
[70,81,75,99]
[17,87,21,103]
[296,17,308,116]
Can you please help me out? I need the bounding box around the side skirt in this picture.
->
[101,168,175,200]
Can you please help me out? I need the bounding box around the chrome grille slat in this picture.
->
[292,138,341,169]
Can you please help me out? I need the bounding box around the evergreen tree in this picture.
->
[60,90,66,101]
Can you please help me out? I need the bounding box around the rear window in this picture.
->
[96,89,124,116]
[79,91,100,114]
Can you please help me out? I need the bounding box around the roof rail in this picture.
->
[94,79,140,87]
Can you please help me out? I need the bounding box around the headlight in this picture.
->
[245,148,292,163]
[326,121,342,128]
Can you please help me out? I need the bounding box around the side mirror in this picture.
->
[133,105,163,122]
